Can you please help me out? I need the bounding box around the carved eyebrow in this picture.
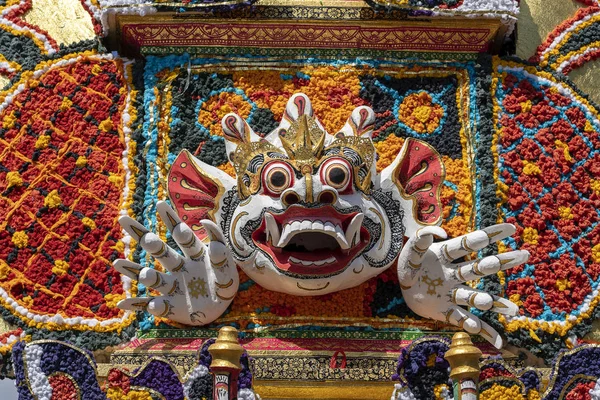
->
[342,148,363,166]
[247,154,265,173]
[266,151,289,159]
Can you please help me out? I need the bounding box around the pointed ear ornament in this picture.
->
[168,149,235,241]
[380,138,445,236]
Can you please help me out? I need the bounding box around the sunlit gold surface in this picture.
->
[0,318,16,335]
[569,58,600,106]
[23,0,96,46]
[208,326,245,370]
[517,0,582,60]
[444,332,482,382]
[253,380,394,400]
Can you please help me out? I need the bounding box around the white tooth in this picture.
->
[314,259,326,266]
[291,221,302,231]
[345,213,364,248]
[325,256,336,264]
[265,213,280,246]
[301,259,313,266]
[277,224,293,247]
[335,225,350,250]
[301,220,312,230]
[324,222,335,232]
[312,220,324,232]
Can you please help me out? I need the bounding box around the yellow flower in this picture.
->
[52,260,69,275]
[104,293,121,308]
[107,387,154,400]
[591,179,600,195]
[44,190,61,208]
[522,227,538,245]
[520,100,532,113]
[558,206,573,220]
[108,173,123,185]
[35,135,51,149]
[522,160,541,176]
[399,92,444,134]
[509,293,522,306]
[554,140,573,162]
[6,171,22,188]
[218,162,236,177]
[555,278,570,291]
[99,118,113,132]
[60,97,73,111]
[3,110,17,129]
[22,296,33,307]
[0,262,10,279]
[76,156,88,168]
[591,243,600,263]
[12,231,28,249]
[82,217,96,229]
[480,383,526,400]
[433,383,449,400]
[113,240,125,253]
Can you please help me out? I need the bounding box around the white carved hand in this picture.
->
[397,223,529,348]
[114,201,239,325]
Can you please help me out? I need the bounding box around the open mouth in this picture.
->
[251,205,370,276]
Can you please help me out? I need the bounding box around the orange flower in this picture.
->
[399,92,444,134]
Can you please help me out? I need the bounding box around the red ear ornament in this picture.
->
[168,149,226,241]
[393,138,445,226]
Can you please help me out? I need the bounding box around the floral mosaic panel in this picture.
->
[484,59,600,360]
[137,56,488,332]
[0,54,139,352]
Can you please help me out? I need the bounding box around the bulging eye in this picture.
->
[320,158,352,192]
[262,162,294,196]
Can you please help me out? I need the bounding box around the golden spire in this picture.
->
[279,114,325,162]
[208,326,244,370]
[444,332,482,382]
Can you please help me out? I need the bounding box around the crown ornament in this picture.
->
[221,94,377,199]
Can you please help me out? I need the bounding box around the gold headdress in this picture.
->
[221,94,376,198]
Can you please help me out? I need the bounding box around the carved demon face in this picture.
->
[168,94,444,295]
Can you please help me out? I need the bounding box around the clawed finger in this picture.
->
[202,219,227,244]
[157,201,181,232]
[451,285,519,316]
[407,226,447,268]
[445,305,503,349]
[119,216,185,273]
[440,223,516,262]
[118,296,177,318]
[455,250,529,282]
[172,222,206,261]
[113,259,178,294]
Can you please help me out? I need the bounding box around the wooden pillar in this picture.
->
[444,332,482,400]
[208,326,244,400]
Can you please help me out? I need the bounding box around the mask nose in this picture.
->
[281,188,301,208]
[317,188,338,205]
[280,182,339,208]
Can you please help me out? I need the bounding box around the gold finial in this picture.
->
[444,332,482,382]
[279,114,325,161]
[208,326,244,370]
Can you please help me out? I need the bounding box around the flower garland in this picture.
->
[483,58,600,361]
[532,5,600,75]
[138,55,481,332]
[365,0,519,35]
[12,338,258,400]
[391,337,451,400]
